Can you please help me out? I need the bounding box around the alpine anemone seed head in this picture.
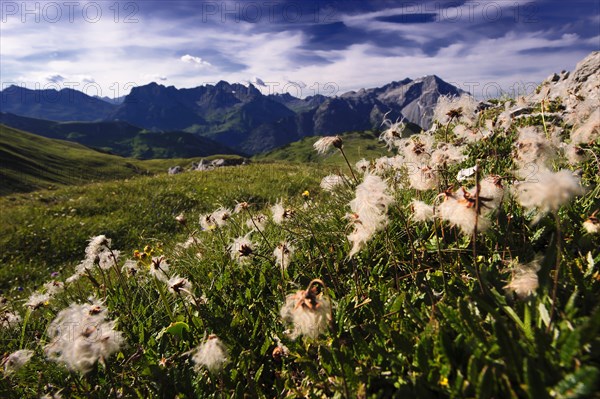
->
[85,235,111,260]
[408,165,438,191]
[167,275,193,296]
[233,201,250,214]
[355,159,371,174]
[320,174,346,191]
[271,202,294,224]
[44,300,124,374]
[230,235,254,265]
[410,200,434,222]
[192,335,228,373]
[438,188,491,235]
[379,118,405,149]
[399,134,434,164]
[347,174,394,257]
[149,256,170,282]
[246,213,267,231]
[175,213,187,225]
[513,126,557,170]
[504,258,541,299]
[571,108,600,144]
[313,136,343,154]
[274,241,294,270]
[513,169,585,220]
[0,311,22,329]
[43,280,65,297]
[25,292,51,310]
[430,143,467,168]
[280,279,332,340]
[3,349,34,374]
[433,94,478,126]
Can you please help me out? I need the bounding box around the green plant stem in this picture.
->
[19,308,32,349]
[548,211,562,331]
[154,277,175,323]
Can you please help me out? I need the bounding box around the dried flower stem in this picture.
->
[472,162,485,294]
[338,147,359,184]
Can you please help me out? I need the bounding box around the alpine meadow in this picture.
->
[1,50,599,398]
[1,1,600,397]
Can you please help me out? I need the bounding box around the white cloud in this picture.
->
[141,74,168,82]
[180,54,211,67]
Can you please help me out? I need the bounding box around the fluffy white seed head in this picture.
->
[3,349,34,374]
[274,241,294,270]
[410,200,434,222]
[192,335,228,372]
[313,136,343,154]
[280,281,332,340]
[504,259,541,299]
[320,174,346,191]
[230,235,255,265]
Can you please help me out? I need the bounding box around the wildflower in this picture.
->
[302,190,310,198]
[233,201,249,214]
[347,174,394,257]
[379,116,405,149]
[433,94,479,126]
[513,126,557,170]
[167,275,193,296]
[211,207,231,227]
[0,311,21,329]
[98,250,119,270]
[85,235,111,260]
[430,143,466,168]
[453,124,481,143]
[513,169,585,219]
[355,159,370,174]
[149,256,170,282]
[274,241,294,270]
[230,234,255,265]
[504,259,541,299]
[320,174,346,191]
[25,292,51,310]
[272,335,289,362]
[408,164,438,191]
[280,279,332,340]
[399,134,434,164]
[570,108,600,144]
[44,299,124,374]
[583,211,599,234]
[191,335,229,372]
[43,280,65,296]
[3,349,34,374]
[438,187,492,235]
[313,136,343,154]
[246,213,268,231]
[121,259,141,278]
[271,201,294,224]
[410,200,434,222]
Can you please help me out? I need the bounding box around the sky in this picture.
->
[1,0,598,99]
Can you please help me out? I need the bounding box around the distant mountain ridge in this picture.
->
[0,76,464,154]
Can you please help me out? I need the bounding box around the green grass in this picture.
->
[0,162,323,293]
[0,124,244,195]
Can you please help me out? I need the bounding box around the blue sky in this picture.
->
[1,0,598,99]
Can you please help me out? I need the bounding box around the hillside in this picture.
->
[0,113,240,159]
[0,125,241,195]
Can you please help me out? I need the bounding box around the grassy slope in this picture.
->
[0,162,323,292]
[255,131,399,166]
[0,124,243,195]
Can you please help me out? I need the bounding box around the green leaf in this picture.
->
[553,366,600,399]
[164,321,190,338]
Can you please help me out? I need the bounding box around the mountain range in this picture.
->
[0,75,463,155]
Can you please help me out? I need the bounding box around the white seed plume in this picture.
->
[355,159,371,174]
[379,117,405,149]
[410,200,434,222]
[0,311,22,329]
[121,259,141,278]
[313,136,343,154]
[433,94,479,126]
[571,108,600,144]
[25,292,51,310]
[430,143,466,168]
[3,349,34,374]
[85,235,111,260]
[43,280,65,296]
[320,174,346,191]
[347,174,394,257]
[44,299,124,374]
[273,241,294,270]
[513,169,584,219]
[229,234,254,265]
[438,187,495,235]
[192,335,229,372]
[246,213,268,231]
[504,259,541,299]
[149,256,170,282]
[167,275,193,296]
[98,249,119,270]
[271,201,293,224]
[408,164,438,191]
[280,280,332,340]
[513,126,557,170]
[583,212,599,234]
